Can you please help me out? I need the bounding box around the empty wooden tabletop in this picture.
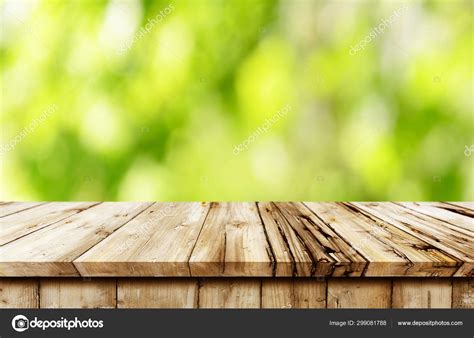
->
[0,202,472,277]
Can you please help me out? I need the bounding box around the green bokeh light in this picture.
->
[0,0,472,201]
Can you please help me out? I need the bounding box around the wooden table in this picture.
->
[1,202,472,308]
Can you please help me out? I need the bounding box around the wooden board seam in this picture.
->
[72,203,157,275]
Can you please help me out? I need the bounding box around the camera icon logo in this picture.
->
[12,315,29,332]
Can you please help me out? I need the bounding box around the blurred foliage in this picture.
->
[0,0,472,201]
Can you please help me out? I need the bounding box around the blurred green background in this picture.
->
[0,0,472,201]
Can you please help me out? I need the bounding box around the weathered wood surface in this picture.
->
[392,278,452,308]
[0,278,39,308]
[0,202,153,276]
[76,203,209,277]
[190,202,273,277]
[118,278,198,308]
[0,202,46,218]
[40,278,116,308]
[198,279,261,308]
[348,202,473,277]
[261,278,326,308]
[0,202,472,277]
[327,279,392,308]
[0,278,472,309]
[0,202,98,246]
[452,278,473,308]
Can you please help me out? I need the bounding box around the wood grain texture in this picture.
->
[0,202,97,245]
[452,278,473,308]
[259,202,366,277]
[261,278,326,308]
[0,202,152,276]
[398,202,473,232]
[327,279,392,308]
[118,278,198,308]
[392,279,452,308]
[0,202,472,277]
[427,202,474,218]
[447,202,474,210]
[0,277,469,308]
[0,278,39,308]
[75,203,209,276]
[308,202,463,276]
[198,279,261,308]
[349,202,473,277]
[0,202,46,218]
[189,202,273,277]
[40,278,116,308]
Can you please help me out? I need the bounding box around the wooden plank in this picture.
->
[0,202,471,278]
[118,278,198,308]
[0,278,39,308]
[0,202,46,218]
[452,278,473,309]
[352,202,474,256]
[426,202,474,218]
[261,278,326,308]
[40,278,116,308]
[257,202,300,276]
[397,202,473,233]
[189,202,273,277]
[349,202,473,277]
[258,202,366,277]
[276,202,367,276]
[0,277,467,309]
[75,203,210,277]
[198,279,261,308]
[0,202,98,245]
[392,279,452,308]
[327,279,391,308]
[447,202,474,210]
[0,202,153,276]
[305,202,458,276]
